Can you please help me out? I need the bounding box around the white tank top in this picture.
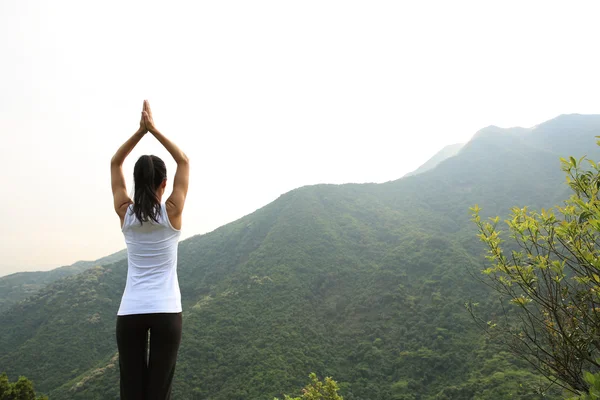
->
[117,203,182,316]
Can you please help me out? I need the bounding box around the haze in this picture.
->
[1,0,599,276]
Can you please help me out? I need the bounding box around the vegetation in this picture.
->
[0,373,47,400]
[0,250,125,312]
[471,153,600,395]
[0,114,599,398]
[276,373,343,400]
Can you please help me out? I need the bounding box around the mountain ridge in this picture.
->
[0,250,126,313]
[403,143,465,178]
[407,113,600,181]
[2,114,600,399]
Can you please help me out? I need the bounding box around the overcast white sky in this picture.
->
[1,0,599,276]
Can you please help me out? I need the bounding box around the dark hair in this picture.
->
[133,155,167,224]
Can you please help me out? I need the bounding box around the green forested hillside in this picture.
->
[0,250,126,313]
[1,114,599,399]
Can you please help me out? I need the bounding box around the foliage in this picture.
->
[0,373,47,400]
[276,373,343,400]
[568,370,600,400]
[470,152,600,394]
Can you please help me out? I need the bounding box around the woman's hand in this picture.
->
[142,100,159,134]
[138,108,147,135]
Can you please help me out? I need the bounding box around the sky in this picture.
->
[1,0,599,276]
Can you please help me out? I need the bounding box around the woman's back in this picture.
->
[118,203,182,316]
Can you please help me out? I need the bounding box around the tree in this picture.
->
[470,153,600,396]
[0,375,9,399]
[0,373,48,400]
[275,373,343,400]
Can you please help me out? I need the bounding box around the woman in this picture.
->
[110,100,189,400]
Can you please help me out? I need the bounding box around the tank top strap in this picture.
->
[121,204,134,231]
[161,203,180,232]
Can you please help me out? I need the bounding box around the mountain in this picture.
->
[1,114,599,399]
[404,143,465,177]
[404,113,600,179]
[0,250,126,313]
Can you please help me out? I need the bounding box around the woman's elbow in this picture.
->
[177,153,189,165]
[110,156,123,167]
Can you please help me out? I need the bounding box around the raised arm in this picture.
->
[111,109,147,225]
[142,100,189,230]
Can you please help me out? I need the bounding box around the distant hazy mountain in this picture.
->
[2,114,599,399]
[404,143,465,177]
[0,250,126,312]
[404,113,600,179]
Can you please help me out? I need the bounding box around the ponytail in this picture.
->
[132,155,167,224]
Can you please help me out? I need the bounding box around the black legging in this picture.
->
[116,313,182,400]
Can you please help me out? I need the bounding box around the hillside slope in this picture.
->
[0,250,126,312]
[404,143,464,177]
[1,114,599,399]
